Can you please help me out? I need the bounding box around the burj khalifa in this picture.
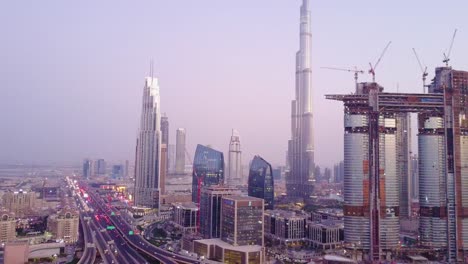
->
[287,0,315,199]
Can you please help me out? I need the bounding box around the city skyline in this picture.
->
[3,1,468,168]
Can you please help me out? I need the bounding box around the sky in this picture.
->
[1,1,468,168]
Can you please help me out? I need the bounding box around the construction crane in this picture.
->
[321,66,365,85]
[368,41,392,82]
[412,48,428,93]
[443,29,457,67]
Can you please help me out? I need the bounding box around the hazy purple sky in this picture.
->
[2,1,468,168]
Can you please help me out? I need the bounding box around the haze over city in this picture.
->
[2,0,468,168]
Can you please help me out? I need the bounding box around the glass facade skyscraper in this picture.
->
[192,144,225,203]
[248,155,274,210]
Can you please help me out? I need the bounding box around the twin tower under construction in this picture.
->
[327,67,468,262]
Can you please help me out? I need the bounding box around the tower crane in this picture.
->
[321,66,365,85]
[368,41,392,82]
[412,48,428,93]
[443,29,457,67]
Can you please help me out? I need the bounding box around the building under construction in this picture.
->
[326,66,468,262]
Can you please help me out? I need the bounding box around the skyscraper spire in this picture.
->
[287,0,315,200]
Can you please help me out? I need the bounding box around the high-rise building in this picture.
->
[248,155,274,210]
[175,128,186,175]
[199,185,241,239]
[160,144,167,195]
[125,160,130,178]
[192,144,225,204]
[83,159,93,179]
[287,0,315,200]
[96,159,106,175]
[161,114,169,145]
[227,130,242,186]
[134,77,162,209]
[221,196,264,247]
[396,113,412,219]
[333,161,344,183]
[0,211,16,243]
[47,206,80,244]
[168,144,176,173]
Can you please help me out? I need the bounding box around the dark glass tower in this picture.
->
[192,144,224,203]
[248,155,274,210]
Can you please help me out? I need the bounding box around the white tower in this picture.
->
[134,76,162,209]
[287,0,315,199]
[228,129,242,186]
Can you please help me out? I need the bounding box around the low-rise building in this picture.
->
[306,220,343,249]
[264,210,307,246]
[193,238,263,263]
[4,240,29,264]
[172,202,198,232]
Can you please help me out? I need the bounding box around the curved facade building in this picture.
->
[192,145,224,203]
[248,155,274,210]
[342,98,399,257]
[418,115,447,249]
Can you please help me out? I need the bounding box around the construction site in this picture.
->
[325,30,468,263]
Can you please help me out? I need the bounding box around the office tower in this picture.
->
[168,144,176,173]
[96,159,106,175]
[199,185,241,239]
[0,211,17,243]
[248,155,274,210]
[134,77,162,209]
[47,207,80,244]
[160,144,167,195]
[324,167,332,183]
[410,154,418,200]
[111,165,124,179]
[287,0,315,199]
[192,144,225,203]
[83,159,93,179]
[396,113,412,219]
[2,190,37,217]
[221,196,264,246]
[175,128,186,175]
[227,129,242,186]
[125,160,130,178]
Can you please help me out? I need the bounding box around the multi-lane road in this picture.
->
[77,182,201,264]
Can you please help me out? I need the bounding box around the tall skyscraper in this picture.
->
[175,128,186,175]
[125,160,130,178]
[168,144,176,173]
[199,185,241,239]
[221,196,264,247]
[134,77,162,209]
[248,155,274,210]
[287,0,315,199]
[82,159,93,179]
[111,165,124,179]
[96,159,106,175]
[227,129,242,186]
[192,144,225,203]
[410,154,418,200]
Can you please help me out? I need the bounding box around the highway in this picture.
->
[78,214,96,264]
[84,184,200,264]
